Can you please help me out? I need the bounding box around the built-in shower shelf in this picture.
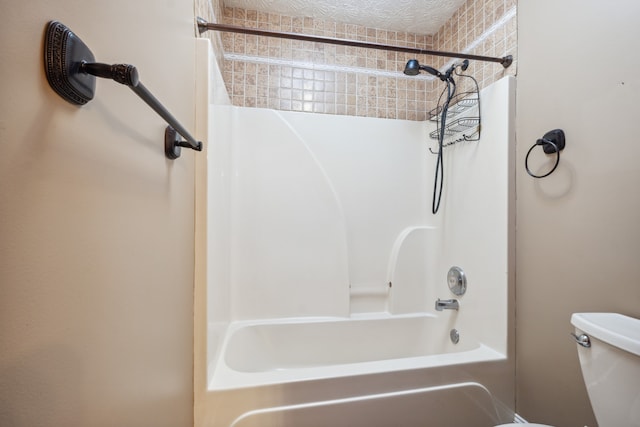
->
[429,117,480,140]
[428,91,479,122]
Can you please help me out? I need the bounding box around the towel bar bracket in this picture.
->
[44,20,202,159]
[165,125,189,160]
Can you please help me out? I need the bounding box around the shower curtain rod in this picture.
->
[197,18,513,68]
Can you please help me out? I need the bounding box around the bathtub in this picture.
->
[203,313,512,426]
[210,313,505,390]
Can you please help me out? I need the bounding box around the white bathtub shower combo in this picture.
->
[194,39,516,426]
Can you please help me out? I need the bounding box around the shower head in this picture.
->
[403,59,421,76]
[403,59,444,80]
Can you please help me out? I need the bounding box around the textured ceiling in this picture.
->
[223,0,468,34]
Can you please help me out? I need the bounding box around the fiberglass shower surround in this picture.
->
[197,64,516,426]
[193,31,516,425]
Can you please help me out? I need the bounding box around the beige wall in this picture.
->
[198,0,516,120]
[0,1,196,426]
[516,1,640,425]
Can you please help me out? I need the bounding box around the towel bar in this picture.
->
[44,20,202,160]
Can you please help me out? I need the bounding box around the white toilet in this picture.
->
[497,312,640,427]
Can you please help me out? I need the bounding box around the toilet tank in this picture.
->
[571,313,640,427]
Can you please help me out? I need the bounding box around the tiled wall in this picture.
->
[195,0,517,121]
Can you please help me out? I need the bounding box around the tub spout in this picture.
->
[435,298,459,311]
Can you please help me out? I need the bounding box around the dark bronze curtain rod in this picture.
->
[197,18,513,68]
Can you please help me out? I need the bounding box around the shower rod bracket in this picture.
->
[44,20,202,159]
